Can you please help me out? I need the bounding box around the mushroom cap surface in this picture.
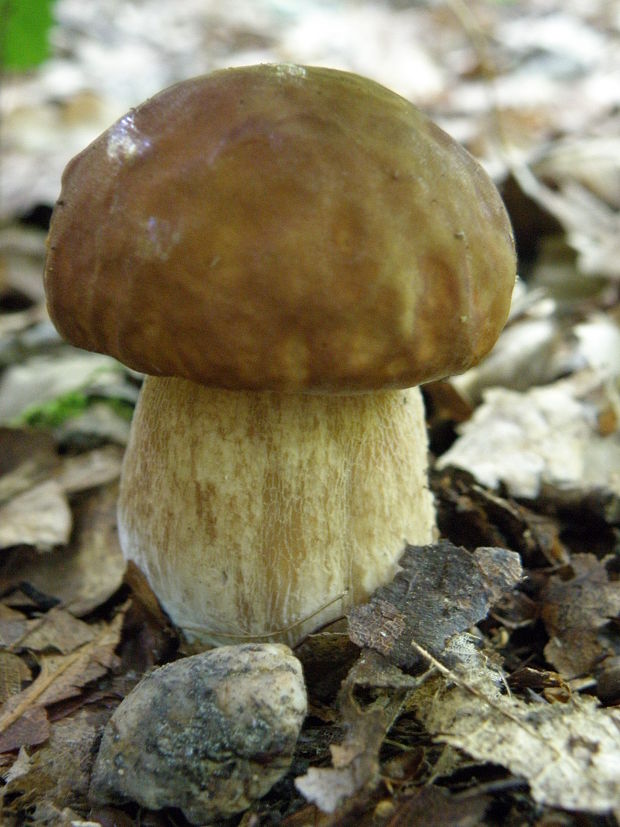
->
[45,64,516,392]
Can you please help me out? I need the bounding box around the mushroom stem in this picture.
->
[118,377,435,647]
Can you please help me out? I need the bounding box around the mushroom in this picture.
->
[44,64,516,647]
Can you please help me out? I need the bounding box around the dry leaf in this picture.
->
[295,706,385,814]
[2,745,32,784]
[1,707,108,816]
[385,787,490,827]
[0,610,30,648]
[2,482,126,615]
[348,543,522,669]
[512,163,620,280]
[296,652,420,814]
[0,706,50,753]
[432,466,569,567]
[16,607,96,655]
[0,480,71,551]
[0,428,58,504]
[0,610,124,738]
[541,554,620,678]
[413,656,620,813]
[54,444,123,494]
[0,651,31,704]
[437,371,620,505]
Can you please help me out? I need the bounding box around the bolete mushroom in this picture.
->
[44,64,516,647]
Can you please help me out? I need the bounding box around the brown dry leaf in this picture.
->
[541,554,620,678]
[432,466,570,567]
[385,787,490,827]
[119,562,179,676]
[54,444,123,494]
[0,428,58,504]
[1,707,109,818]
[15,607,96,655]
[0,610,124,738]
[0,609,30,648]
[296,652,421,814]
[0,480,72,551]
[0,706,50,754]
[0,651,31,704]
[2,482,126,615]
[413,651,620,813]
[295,704,385,814]
[348,543,522,669]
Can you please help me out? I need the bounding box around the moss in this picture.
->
[15,391,134,429]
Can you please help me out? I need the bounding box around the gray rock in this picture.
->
[90,643,307,823]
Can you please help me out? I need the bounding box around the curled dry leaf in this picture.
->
[432,466,570,567]
[541,553,620,679]
[348,542,522,669]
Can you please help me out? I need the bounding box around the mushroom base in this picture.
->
[118,377,435,648]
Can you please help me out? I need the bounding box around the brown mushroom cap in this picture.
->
[44,64,516,392]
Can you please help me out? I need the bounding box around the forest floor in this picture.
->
[0,0,618,825]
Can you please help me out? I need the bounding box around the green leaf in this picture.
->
[0,0,56,71]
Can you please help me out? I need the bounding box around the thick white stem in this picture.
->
[118,377,435,647]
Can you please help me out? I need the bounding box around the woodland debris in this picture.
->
[412,658,620,813]
[1,482,126,616]
[541,553,620,679]
[437,371,620,505]
[348,542,522,669]
[0,480,71,551]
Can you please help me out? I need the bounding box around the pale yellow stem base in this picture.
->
[118,377,435,647]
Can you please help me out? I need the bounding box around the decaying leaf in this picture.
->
[348,542,522,669]
[413,652,620,813]
[11,607,96,655]
[1,482,126,615]
[1,707,109,818]
[437,371,620,507]
[0,651,31,704]
[296,652,423,814]
[383,786,490,827]
[432,466,570,567]
[0,706,50,754]
[54,444,123,494]
[0,480,71,551]
[0,610,124,739]
[0,428,58,504]
[541,553,620,678]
